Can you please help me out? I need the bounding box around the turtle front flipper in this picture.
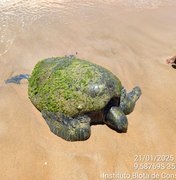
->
[120,86,142,115]
[41,110,91,141]
[105,106,128,133]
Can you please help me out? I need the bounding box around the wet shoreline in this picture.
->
[0,1,176,179]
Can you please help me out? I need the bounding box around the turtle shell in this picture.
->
[28,57,122,116]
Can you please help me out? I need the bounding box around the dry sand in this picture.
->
[0,1,176,179]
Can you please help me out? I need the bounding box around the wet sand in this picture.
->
[0,1,176,179]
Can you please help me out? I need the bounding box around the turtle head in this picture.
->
[104,97,128,133]
[105,106,128,133]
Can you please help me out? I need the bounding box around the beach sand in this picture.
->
[0,1,176,179]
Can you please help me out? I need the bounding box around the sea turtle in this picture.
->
[5,56,142,141]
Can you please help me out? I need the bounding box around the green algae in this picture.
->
[28,56,122,116]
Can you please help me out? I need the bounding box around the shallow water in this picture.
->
[0,0,174,57]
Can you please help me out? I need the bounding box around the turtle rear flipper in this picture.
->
[41,110,91,141]
[5,74,30,84]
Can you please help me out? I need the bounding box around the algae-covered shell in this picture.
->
[28,57,122,116]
